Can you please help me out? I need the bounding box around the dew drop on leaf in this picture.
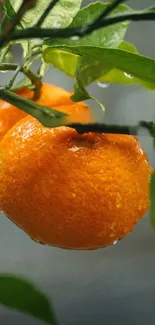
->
[124,72,133,79]
[70,36,80,40]
[97,82,110,89]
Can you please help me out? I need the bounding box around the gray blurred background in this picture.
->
[1,0,155,324]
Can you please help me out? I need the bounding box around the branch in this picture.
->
[36,0,60,27]
[65,120,155,136]
[0,9,154,46]
[89,0,128,31]
[0,63,41,96]
[68,123,138,135]
[0,63,18,71]
[139,121,155,138]
[1,0,36,43]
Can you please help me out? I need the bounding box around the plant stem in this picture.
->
[24,68,42,99]
[36,0,60,27]
[0,63,17,71]
[0,62,41,98]
[68,123,138,135]
[91,0,128,25]
[0,8,154,46]
[1,0,36,42]
[83,9,155,36]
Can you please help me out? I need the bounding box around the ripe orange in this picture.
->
[0,114,152,249]
[0,87,30,141]
[0,83,93,141]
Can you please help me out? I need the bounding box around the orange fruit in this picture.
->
[0,83,93,141]
[0,87,31,141]
[0,115,152,250]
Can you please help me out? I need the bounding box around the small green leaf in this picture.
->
[0,89,68,127]
[10,0,82,28]
[0,274,58,325]
[72,67,105,115]
[150,173,155,230]
[44,46,155,88]
[71,70,90,102]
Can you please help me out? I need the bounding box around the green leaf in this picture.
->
[0,89,68,127]
[42,41,135,80]
[44,45,155,89]
[43,0,131,86]
[150,173,155,230]
[72,67,105,115]
[46,49,78,77]
[98,41,155,89]
[43,1,131,87]
[2,0,23,29]
[10,0,82,28]
[119,41,138,53]
[71,70,91,102]
[46,2,131,48]
[0,274,58,325]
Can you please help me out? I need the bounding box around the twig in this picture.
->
[0,62,41,97]
[88,0,128,32]
[68,123,138,135]
[36,0,60,27]
[139,121,155,137]
[1,0,36,43]
[0,63,18,71]
[7,65,21,89]
[82,9,155,37]
[64,120,155,135]
[0,9,154,46]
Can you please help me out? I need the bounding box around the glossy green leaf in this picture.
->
[0,274,58,325]
[45,2,131,48]
[0,89,68,127]
[42,41,135,80]
[76,55,110,87]
[43,0,130,87]
[10,0,82,28]
[44,45,155,88]
[46,49,78,77]
[98,41,155,89]
[150,173,155,229]
[119,41,138,53]
[50,1,131,88]
[43,38,155,90]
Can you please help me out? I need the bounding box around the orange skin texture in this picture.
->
[0,115,152,250]
[0,83,93,141]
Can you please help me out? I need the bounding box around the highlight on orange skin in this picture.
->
[0,115,152,250]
